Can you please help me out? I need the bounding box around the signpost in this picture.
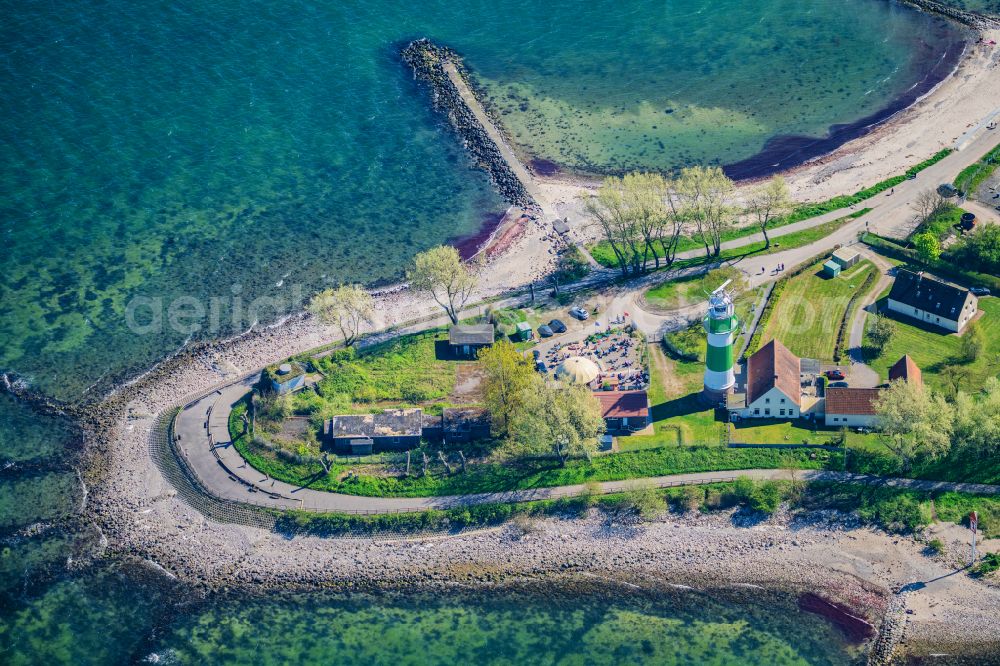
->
[970,511,979,567]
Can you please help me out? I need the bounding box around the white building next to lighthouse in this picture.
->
[735,339,801,420]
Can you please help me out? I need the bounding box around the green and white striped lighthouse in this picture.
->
[702,280,739,403]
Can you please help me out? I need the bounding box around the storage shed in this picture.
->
[513,321,533,342]
[831,247,860,269]
[822,260,841,278]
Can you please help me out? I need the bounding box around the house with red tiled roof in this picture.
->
[824,388,881,428]
[737,339,801,419]
[888,355,922,388]
[593,390,650,434]
[824,355,923,428]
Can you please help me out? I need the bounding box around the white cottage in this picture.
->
[886,270,977,333]
[738,339,801,419]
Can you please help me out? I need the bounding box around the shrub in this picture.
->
[354,384,377,403]
[748,481,784,514]
[974,552,1000,577]
[925,538,945,555]
[622,483,666,520]
[679,486,705,512]
[580,480,603,508]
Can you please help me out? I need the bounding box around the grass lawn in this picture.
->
[954,140,1000,195]
[864,297,1000,392]
[761,260,876,361]
[313,329,460,405]
[914,204,965,242]
[643,266,745,311]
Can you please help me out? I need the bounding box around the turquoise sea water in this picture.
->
[0,0,962,400]
[0,1,971,662]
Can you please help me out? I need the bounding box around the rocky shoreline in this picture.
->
[903,0,1000,30]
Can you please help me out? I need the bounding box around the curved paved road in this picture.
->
[173,380,1000,515]
[167,114,1000,515]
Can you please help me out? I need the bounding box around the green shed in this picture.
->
[513,321,533,342]
[822,260,841,278]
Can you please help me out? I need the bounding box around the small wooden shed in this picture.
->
[513,321,533,342]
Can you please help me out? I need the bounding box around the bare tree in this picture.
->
[746,176,792,249]
[676,166,735,257]
[912,189,947,225]
[584,177,646,276]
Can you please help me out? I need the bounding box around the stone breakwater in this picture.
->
[401,38,536,209]
[901,0,1000,30]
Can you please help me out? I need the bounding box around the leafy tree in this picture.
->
[874,380,954,473]
[506,382,605,465]
[407,245,477,324]
[675,166,735,257]
[746,176,792,249]
[952,378,1000,456]
[960,322,984,364]
[548,246,590,296]
[912,232,941,262]
[478,339,536,438]
[939,364,971,400]
[308,284,374,346]
[952,224,1000,274]
[866,312,896,357]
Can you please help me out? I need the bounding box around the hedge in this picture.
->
[861,232,1000,292]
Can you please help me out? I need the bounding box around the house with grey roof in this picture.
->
[886,270,977,333]
[448,324,494,358]
[324,408,424,454]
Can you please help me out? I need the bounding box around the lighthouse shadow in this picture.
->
[650,392,707,424]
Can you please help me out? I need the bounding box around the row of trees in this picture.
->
[480,339,605,465]
[874,377,1000,473]
[309,245,479,343]
[585,168,792,276]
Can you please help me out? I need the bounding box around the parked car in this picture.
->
[538,325,554,338]
[535,361,548,373]
[829,381,849,388]
[548,319,567,333]
[825,369,846,380]
[569,306,589,321]
[971,287,991,296]
[532,349,541,360]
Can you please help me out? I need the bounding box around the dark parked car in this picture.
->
[538,325,554,338]
[829,381,849,388]
[825,369,846,380]
[548,319,567,333]
[971,287,991,296]
[535,361,548,373]
[532,349,541,360]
